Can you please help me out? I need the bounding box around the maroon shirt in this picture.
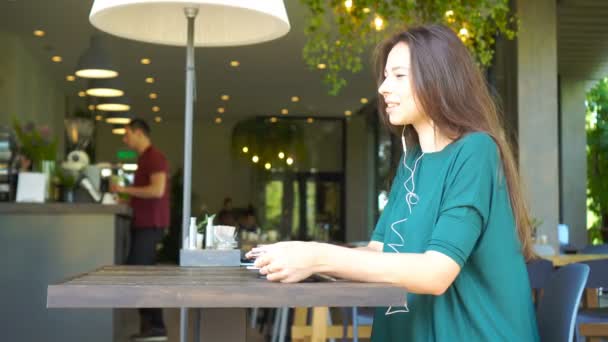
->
[130,145,170,229]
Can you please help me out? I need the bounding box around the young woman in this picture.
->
[248,24,539,341]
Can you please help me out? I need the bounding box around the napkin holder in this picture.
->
[179,248,241,267]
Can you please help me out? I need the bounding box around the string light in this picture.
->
[374,15,384,31]
[344,0,353,12]
[458,27,469,41]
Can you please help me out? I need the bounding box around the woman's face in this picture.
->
[378,42,424,127]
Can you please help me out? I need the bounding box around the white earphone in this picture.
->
[401,126,407,153]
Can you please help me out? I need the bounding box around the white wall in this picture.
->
[0,31,65,156]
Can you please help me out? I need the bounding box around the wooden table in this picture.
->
[47,265,407,341]
[545,254,608,267]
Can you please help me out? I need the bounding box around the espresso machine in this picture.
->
[0,126,16,201]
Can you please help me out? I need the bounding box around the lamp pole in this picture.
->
[181,7,198,342]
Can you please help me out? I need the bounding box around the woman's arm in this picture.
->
[254,241,461,296]
[355,241,383,252]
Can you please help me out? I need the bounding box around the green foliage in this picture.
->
[54,169,78,189]
[12,118,58,164]
[231,117,309,170]
[587,78,608,238]
[301,0,518,95]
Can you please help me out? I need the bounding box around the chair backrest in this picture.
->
[527,258,554,289]
[579,244,608,254]
[581,259,608,288]
[537,263,589,342]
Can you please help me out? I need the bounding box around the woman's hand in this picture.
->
[250,241,322,283]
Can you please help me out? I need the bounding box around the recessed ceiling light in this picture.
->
[252,155,259,163]
[215,117,223,124]
[152,106,160,112]
[112,127,126,135]
[281,109,288,115]
[33,30,45,37]
[98,103,131,112]
[88,104,95,111]
[149,93,158,99]
[51,56,62,63]
[217,107,225,114]
[264,163,271,170]
[140,58,151,65]
[105,117,131,124]
[242,146,249,153]
[154,116,162,123]
[145,77,155,84]
[66,75,76,82]
[221,94,230,101]
[317,63,327,70]
[86,88,124,97]
[286,157,294,165]
[360,97,368,104]
[307,117,314,123]
[291,96,300,102]
[230,60,240,67]
[344,110,352,116]
[78,91,86,97]
[278,152,285,159]
[270,117,278,123]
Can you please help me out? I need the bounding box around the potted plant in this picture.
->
[12,119,58,201]
[12,119,58,170]
[55,169,78,203]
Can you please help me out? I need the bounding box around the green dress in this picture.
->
[370,132,539,342]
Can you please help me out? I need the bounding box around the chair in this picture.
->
[576,259,608,342]
[527,258,555,305]
[340,307,374,342]
[537,263,589,342]
[291,307,371,341]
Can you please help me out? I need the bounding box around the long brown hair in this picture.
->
[374,24,534,260]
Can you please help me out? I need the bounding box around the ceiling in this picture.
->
[0,0,607,124]
[0,0,377,123]
[558,0,608,81]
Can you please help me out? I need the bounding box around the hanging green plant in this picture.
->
[301,0,518,95]
[231,117,309,170]
[586,77,608,243]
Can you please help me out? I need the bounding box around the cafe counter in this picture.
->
[0,202,132,342]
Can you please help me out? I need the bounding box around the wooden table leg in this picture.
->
[291,307,309,342]
[311,307,329,342]
[200,308,246,342]
[583,288,599,308]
